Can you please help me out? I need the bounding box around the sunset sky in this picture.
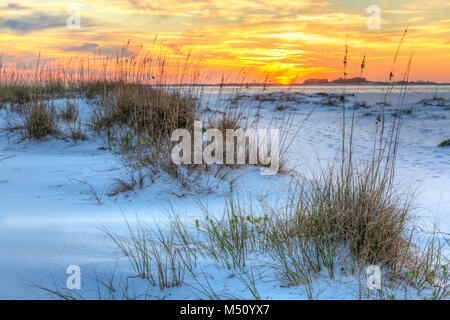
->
[0,0,449,84]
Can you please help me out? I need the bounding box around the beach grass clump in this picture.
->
[299,162,411,268]
[102,218,187,290]
[89,82,200,184]
[93,166,447,299]
[437,139,450,147]
[0,84,33,106]
[24,101,59,139]
[113,84,196,138]
[88,82,196,139]
[0,81,66,106]
[59,102,78,122]
[68,121,88,142]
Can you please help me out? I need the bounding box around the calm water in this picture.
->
[181,84,450,105]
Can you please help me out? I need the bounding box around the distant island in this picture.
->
[300,77,450,86]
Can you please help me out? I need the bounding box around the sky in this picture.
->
[0,0,449,84]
